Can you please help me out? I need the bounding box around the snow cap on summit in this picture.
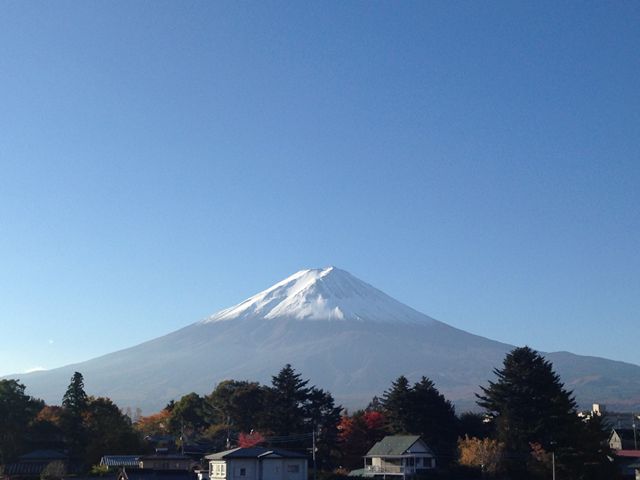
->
[202,266,436,325]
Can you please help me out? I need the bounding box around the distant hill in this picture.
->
[8,267,640,413]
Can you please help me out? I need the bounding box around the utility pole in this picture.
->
[550,440,556,480]
[312,427,317,480]
[181,420,185,455]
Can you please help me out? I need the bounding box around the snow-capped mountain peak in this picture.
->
[201,266,436,325]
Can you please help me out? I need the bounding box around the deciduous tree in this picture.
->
[458,436,504,475]
[0,379,43,463]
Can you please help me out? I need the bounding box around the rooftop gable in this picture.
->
[366,436,424,457]
[206,447,307,460]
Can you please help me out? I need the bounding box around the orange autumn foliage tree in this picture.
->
[458,435,504,474]
[134,410,171,437]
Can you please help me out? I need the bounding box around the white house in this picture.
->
[362,436,436,478]
[206,447,307,480]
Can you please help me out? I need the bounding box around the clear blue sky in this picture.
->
[1,1,639,377]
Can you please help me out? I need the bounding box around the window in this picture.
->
[239,468,246,477]
[287,465,300,473]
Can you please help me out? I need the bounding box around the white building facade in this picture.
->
[207,447,307,480]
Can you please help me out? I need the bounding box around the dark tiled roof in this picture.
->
[206,447,307,460]
[366,436,422,457]
[101,456,140,468]
[4,462,48,476]
[140,455,193,461]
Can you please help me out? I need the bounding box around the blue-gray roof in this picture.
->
[100,455,140,467]
[206,447,307,460]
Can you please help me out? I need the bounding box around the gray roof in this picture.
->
[206,447,307,460]
[4,463,50,476]
[366,436,423,457]
[100,455,140,467]
[347,468,366,477]
[140,455,193,461]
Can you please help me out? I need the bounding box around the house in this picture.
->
[205,447,307,480]
[138,454,198,471]
[2,450,69,479]
[610,428,640,451]
[360,435,436,478]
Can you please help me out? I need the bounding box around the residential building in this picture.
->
[361,435,436,478]
[205,447,307,480]
[138,454,197,471]
[610,428,640,451]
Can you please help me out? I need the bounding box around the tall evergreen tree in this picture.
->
[410,376,458,464]
[381,375,412,433]
[62,372,89,414]
[477,346,608,479]
[264,364,311,437]
[381,376,458,465]
[61,372,89,466]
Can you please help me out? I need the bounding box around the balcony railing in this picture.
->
[365,465,415,475]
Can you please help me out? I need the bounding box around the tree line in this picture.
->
[0,349,615,479]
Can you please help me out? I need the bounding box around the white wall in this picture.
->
[228,459,257,480]
[260,458,307,480]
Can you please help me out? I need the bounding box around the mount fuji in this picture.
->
[9,267,640,412]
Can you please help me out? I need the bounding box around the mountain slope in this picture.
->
[8,267,640,412]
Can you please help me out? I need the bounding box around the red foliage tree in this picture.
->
[338,411,387,469]
[238,431,265,448]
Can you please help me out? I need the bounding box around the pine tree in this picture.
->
[61,372,89,466]
[411,376,458,464]
[265,364,311,437]
[381,375,412,433]
[381,376,458,464]
[476,347,598,479]
[62,372,89,414]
